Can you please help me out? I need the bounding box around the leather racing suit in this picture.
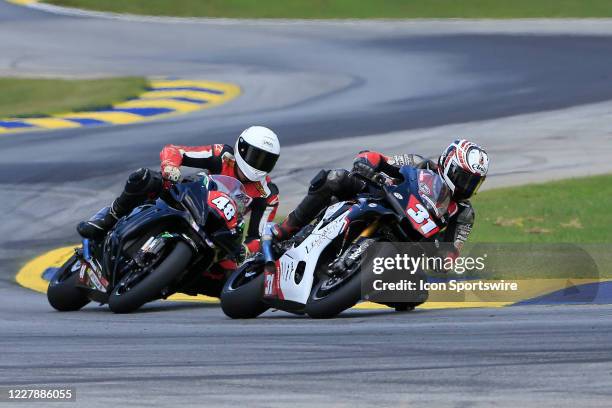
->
[277,151,475,258]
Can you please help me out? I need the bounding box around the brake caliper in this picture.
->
[327,238,376,277]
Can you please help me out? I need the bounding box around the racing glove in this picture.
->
[162,165,181,183]
[352,157,377,181]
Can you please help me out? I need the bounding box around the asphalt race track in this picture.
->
[1,2,611,406]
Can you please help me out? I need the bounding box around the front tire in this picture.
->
[305,271,362,319]
[221,258,269,319]
[47,255,91,311]
[108,241,192,314]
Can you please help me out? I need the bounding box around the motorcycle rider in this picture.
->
[77,126,281,273]
[272,139,489,259]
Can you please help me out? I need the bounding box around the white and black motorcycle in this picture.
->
[220,166,447,318]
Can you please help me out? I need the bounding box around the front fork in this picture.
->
[77,238,109,293]
[261,223,282,299]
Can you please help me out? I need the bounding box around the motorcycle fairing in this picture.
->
[277,201,350,305]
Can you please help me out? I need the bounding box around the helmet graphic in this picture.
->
[438,139,489,200]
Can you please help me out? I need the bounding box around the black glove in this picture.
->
[352,158,377,181]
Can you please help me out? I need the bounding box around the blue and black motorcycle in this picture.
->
[47,175,251,313]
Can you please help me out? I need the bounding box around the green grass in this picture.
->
[471,174,611,244]
[0,77,148,118]
[43,0,612,18]
[468,175,612,278]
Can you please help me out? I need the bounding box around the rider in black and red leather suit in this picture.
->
[78,127,282,284]
[273,140,489,260]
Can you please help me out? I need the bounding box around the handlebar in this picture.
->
[350,171,408,225]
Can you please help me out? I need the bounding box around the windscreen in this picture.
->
[416,169,451,219]
[209,175,252,215]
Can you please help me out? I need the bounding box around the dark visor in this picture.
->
[448,164,485,199]
[238,137,279,173]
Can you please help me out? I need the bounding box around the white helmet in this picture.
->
[234,126,280,182]
[438,139,489,200]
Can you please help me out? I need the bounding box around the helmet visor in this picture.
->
[237,137,279,173]
[447,163,485,199]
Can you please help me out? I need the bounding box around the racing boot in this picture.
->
[77,200,126,239]
[271,213,303,242]
[77,168,163,240]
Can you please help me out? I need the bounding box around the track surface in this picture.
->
[2,285,612,408]
[1,2,612,406]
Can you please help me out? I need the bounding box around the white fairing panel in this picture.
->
[278,202,349,304]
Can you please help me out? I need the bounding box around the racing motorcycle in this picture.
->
[47,174,251,313]
[220,166,446,319]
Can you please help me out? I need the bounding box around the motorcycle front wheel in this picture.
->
[108,241,192,313]
[305,237,378,319]
[220,257,269,319]
[305,269,362,319]
[47,254,91,311]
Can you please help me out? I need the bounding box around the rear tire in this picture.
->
[380,269,429,312]
[108,241,192,314]
[221,259,269,319]
[47,255,91,312]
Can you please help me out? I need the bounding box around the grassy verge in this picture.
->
[471,174,611,244]
[43,0,612,18]
[468,174,612,278]
[0,77,148,118]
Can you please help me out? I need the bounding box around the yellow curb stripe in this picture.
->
[115,98,202,112]
[354,301,511,310]
[0,78,241,135]
[165,293,220,303]
[139,90,220,102]
[6,0,37,5]
[23,118,82,129]
[149,80,238,92]
[138,91,209,102]
[16,246,76,294]
[60,111,144,125]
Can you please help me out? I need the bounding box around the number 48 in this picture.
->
[211,196,236,220]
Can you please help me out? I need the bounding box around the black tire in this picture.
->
[47,255,91,312]
[108,241,192,314]
[381,269,429,312]
[305,271,362,319]
[220,259,269,319]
